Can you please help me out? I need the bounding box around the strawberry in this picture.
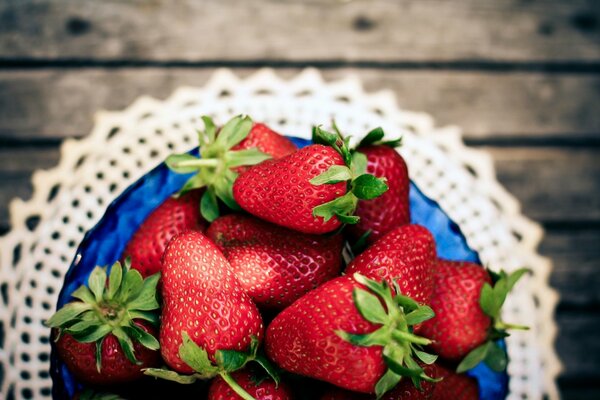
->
[166,116,292,222]
[430,365,478,400]
[233,127,389,234]
[208,369,293,400]
[121,189,206,277]
[347,128,410,244]
[46,260,161,385]
[206,213,344,309]
[418,260,529,373]
[345,224,437,305]
[145,230,278,399]
[266,273,437,397]
[232,122,297,173]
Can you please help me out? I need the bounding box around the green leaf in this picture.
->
[310,165,352,185]
[128,310,159,326]
[166,154,202,174]
[107,261,123,300]
[253,353,281,385]
[72,324,113,343]
[375,368,402,399]
[70,285,97,305]
[312,125,338,146]
[45,301,92,328]
[202,116,217,144]
[380,138,403,148]
[479,282,498,319]
[95,337,104,373]
[215,349,248,372]
[88,267,107,303]
[65,320,100,334]
[178,174,206,196]
[123,324,160,351]
[119,268,144,304]
[394,294,419,313]
[405,306,435,325]
[143,368,199,384]
[178,332,219,376]
[353,288,388,324]
[456,341,491,373]
[353,273,390,300]
[216,115,253,149]
[358,127,385,147]
[335,213,360,224]
[352,174,389,200]
[383,354,423,378]
[414,350,438,365]
[312,192,358,222]
[335,328,390,347]
[213,175,240,211]
[350,151,368,177]
[78,388,124,400]
[225,148,272,168]
[351,230,371,255]
[113,327,139,364]
[484,341,508,372]
[506,268,529,292]
[201,189,220,222]
[127,272,160,311]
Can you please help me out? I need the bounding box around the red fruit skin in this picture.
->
[345,224,436,305]
[233,144,346,234]
[232,123,297,173]
[419,260,492,361]
[122,189,206,277]
[431,365,479,400]
[266,275,386,394]
[206,214,344,309]
[160,231,264,373]
[208,370,293,400]
[54,321,160,385]
[380,364,441,400]
[348,145,410,244]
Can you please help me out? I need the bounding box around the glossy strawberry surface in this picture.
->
[232,123,297,172]
[122,189,206,277]
[54,321,160,385]
[348,145,410,244]
[419,260,492,361]
[345,224,436,305]
[160,230,264,373]
[208,369,293,400]
[206,213,343,309]
[233,144,347,234]
[431,365,479,400]
[266,275,386,393]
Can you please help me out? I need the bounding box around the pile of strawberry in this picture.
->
[48,116,527,400]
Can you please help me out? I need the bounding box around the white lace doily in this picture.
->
[0,68,561,400]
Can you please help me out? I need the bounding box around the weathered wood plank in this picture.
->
[555,312,600,380]
[0,69,598,141]
[1,0,599,62]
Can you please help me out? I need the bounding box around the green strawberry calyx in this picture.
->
[456,268,530,373]
[45,259,161,372]
[144,333,278,400]
[166,115,272,222]
[338,273,440,399]
[310,126,389,225]
[356,126,403,149]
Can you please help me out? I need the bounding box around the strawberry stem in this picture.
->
[220,372,257,400]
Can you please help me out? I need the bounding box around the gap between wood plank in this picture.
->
[1,58,600,74]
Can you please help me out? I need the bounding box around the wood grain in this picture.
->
[1,0,599,63]
[1,69,598,141]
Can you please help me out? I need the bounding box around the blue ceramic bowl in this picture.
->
[51,137,508,399]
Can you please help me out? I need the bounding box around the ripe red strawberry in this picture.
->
[206,213,344,309]
[46,260,161,385]
[266,274,437,397]
[347,132,410,244]
[233,127,389,234]
[121,189,206,277]
[345,224,436,305]
[166,116,285,222]
[419,260,528,373]
[208,369,293,400]
[232,122,297,173]
[430,365,479,400]
[157,230,264,373]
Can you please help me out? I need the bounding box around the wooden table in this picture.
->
[0,1,598,398]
